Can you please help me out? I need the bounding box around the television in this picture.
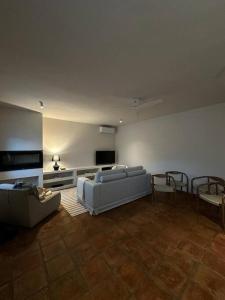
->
[96,150,115,165]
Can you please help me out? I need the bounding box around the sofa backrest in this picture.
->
[127,169,146,177]
[95,166,146,183]
[95,168,125,183]
[100,173,126,183]
[125,166,143,174]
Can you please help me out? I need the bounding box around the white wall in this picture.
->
[43,118,115,170]
[116,103,225,179]
[0,104,42,151]
[0,103,43,185]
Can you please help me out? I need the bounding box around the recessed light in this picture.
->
[119,119,123,124]
[39,100,44,109]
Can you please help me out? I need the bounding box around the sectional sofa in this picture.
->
[77,166,151,215]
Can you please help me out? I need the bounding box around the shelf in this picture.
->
[43,165,117,189]
[48,183,75,191]
[43,169,76,190]
[43,168,76,175]
[43,176,74,184]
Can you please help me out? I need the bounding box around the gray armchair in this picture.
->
[0,185,61,228]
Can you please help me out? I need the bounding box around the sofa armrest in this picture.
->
[84,181,101,213]
[27,192,61,227]
[39,191,61,205]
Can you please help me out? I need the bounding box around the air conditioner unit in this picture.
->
[99,126,116,134]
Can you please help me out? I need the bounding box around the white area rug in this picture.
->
[60,187,87,216]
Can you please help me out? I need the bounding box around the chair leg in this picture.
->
[185,191,189,201]
[152,190,155,202]
[197,196,200,213]
[221,204,225,232]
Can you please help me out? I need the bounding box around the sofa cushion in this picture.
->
[95,169,125,183]
[100,173,126,183]
[125,166,143,174]
[0,184,15,190]
[32,187,52,201]
[127,169,146,177]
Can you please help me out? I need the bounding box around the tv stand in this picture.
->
[43,164,118,190]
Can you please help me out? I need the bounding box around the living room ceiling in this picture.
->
[0,0,225,125]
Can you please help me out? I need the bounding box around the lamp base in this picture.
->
[53,163,59,171]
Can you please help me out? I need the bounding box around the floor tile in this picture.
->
[27,288,49,300]
[134,279,172,300]
[46,253,74,281]
[13,266,47,300]
[181,281,214,300]
[103,244,130,271]
[116,260,151,293]
[178,239,204,261]
[194,264,225,298]
[166,248,195,276]
[63,230,87,249]
[80,255,112,289]
[13,250,43,279]
[0,283,13,300]
[90,231,114,251]
[211,234,225,261]
[0,255,12,286]
[90,275,131,300]
[38,232,61,248]
[202,250,225,278]
[69,241,98,266]
[152,262,187,296]
[41,239,66,261]
[49,270,88,300]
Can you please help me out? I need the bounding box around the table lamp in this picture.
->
[52,154,60,171]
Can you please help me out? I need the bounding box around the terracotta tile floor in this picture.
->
[1,192,225,300]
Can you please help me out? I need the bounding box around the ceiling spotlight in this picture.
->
[119,119,123,124]
[39,100,44,109]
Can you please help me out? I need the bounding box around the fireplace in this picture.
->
[0,151,43,172]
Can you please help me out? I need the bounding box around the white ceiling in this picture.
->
[0,0,225,125]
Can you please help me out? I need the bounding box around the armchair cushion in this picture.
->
[199,193,223,206]
[174,180,187,187]
[154,184,174,192]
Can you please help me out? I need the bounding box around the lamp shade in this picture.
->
[52,154,60,162]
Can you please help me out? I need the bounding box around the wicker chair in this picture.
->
[152,174,176,201]
[166,171,189,192]
[196,179,225,229]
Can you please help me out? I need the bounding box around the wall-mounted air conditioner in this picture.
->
[99,126,116,134]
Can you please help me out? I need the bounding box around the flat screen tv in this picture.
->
[96,150,115,165]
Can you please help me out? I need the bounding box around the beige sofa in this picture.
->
[0,184,61,228]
